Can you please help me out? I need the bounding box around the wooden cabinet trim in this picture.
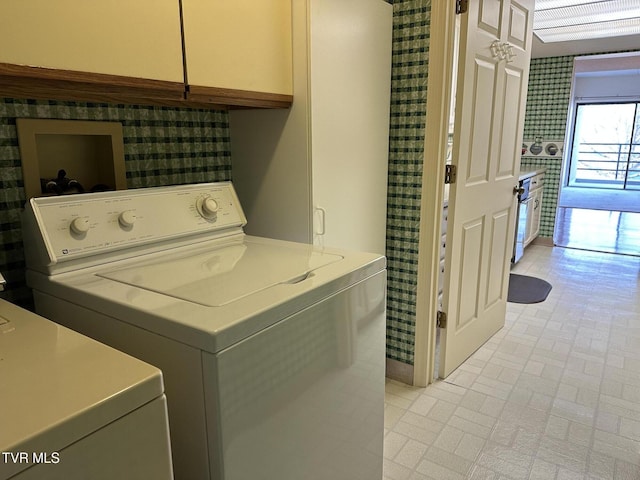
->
[0,63,292,110]
[187,85,293,109]
[0,62,185,106]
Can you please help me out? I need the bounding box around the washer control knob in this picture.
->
[70,217,90,235]
[197,196,219,219]
[118,210,137,228]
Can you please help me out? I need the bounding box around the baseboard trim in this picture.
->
[386,358,414,385]
[532,236,554,247]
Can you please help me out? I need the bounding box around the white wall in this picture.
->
[574,72,640,100]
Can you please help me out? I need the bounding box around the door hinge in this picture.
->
[444,164,457,184]
[437,311,447,328]
[456,0,468,14]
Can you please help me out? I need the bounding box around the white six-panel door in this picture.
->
[439,0,534,378]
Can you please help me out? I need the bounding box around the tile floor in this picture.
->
[384,245,640,479]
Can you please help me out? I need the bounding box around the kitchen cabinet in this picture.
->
[0,0,292,109]
[0,1,183,83]
[229,0,392,255]
[182,0,292,107]
[524,172,544,246]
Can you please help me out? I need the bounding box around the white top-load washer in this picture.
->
[22,182,387,480]
[0,299,173,480]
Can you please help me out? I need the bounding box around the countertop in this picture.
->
[519,168,546,181]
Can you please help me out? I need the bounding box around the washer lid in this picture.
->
[97,240,344,307]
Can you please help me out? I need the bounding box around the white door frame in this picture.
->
[412,0,457,387]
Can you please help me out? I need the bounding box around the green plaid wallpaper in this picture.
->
[385,0,431,365]
[523,56,574,140]
[521,56,574,238]
[0,98,231,307]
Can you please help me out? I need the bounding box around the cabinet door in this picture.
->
[182,0,292,95]
[310,0,392,256]
[0,0,184,82]
[530,189,543,240]
[522,196,533,246]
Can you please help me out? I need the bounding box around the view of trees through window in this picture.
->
[568,102,640,190]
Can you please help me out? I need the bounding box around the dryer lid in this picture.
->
[0,299,163,464]
[97,240,343,307]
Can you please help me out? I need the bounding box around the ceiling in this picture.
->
[531,1,640,59]
[532,32,640,58]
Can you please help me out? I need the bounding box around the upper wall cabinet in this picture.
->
[0,0,293,109]
[181,0,293,108]
[0,0,183,83]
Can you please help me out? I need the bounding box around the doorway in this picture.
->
[414,0,534,386]
[555,53,640,254]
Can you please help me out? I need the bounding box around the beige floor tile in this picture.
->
[385,245,640,479]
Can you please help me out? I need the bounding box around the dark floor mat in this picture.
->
[508,274,552,304]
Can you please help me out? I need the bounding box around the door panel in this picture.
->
[458,218,483,328]
[478,0,502,35]
[496,66,525,178]
[465,59,497,184]
[439,0,534,378]
[508,1,530,48]
[486,209,510,307]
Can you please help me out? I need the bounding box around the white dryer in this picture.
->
[0,299,173,480]
[22,182,386,480]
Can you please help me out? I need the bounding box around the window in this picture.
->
[567,102,640,190]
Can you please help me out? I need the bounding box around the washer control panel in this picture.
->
[25,182,247,263]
